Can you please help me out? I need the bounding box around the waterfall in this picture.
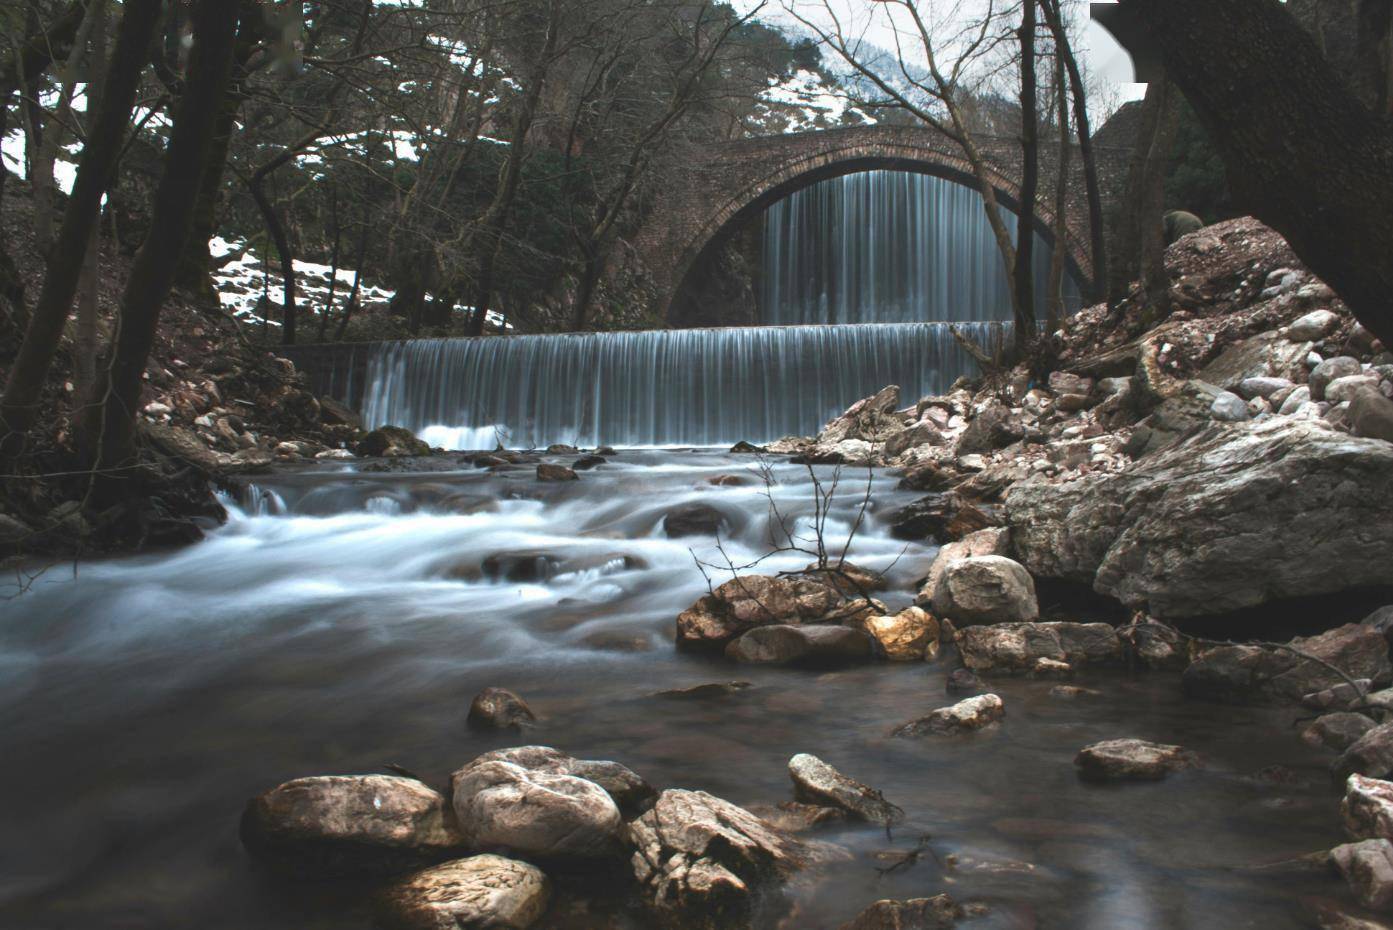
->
[760,170,1080,325]
[359,322,1008,449]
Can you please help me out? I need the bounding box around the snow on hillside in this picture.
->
[751,69,875,133]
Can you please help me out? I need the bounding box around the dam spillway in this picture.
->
[353,321,1008,449]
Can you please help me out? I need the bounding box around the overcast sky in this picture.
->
[734,0,1147,106]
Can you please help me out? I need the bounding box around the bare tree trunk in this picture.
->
[174,1,262,297]
[1046,33,1071,333]
[334,211,370,341]
[1106,79,1169,308]
[246,174,298,345]
[32,0,106,257]
[1040,0,1106,302]
[317,182,341,342]
[74,0,110,404]
[1013,0,1039,354]
[0,0,162,462]
[81,0,241,476]
[467,3,559,337]
[1138,81,1181,324]
[1115,0,1393,347]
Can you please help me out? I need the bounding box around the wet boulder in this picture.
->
[376,855,550,930]
[240,775,464,878]
[536,463,578,482]
[1183,624,1391,705]
[929,556,1038,626]
[915,528,1011,606]
[663,502,729,538]
[676,575,874,650]
[1005,419,1393,618]
[1344,775,1393,841]
[572,454,607,470]
[1287,309,1340,342]
[450,750,627,862]
[788,753,903,825]
[1311,357,1364,400]
[1074,739,1199,781]
[884,421,945,458]
[847,606,939,662]
[819,385,904,444]
[628,789,836,930]
[467,688,538,731]
[888,493,994,542]
[357,426,431,458]
[956,403,1026,456]
[725,624,877,667]
[455,746,653,819]
[1330,839,1393,911]
[956,622,1123,674]
[1351,387,1393,443]
[891,694,1004,738]
[1336,725,1393,783]
[838,896,965,930]
[1304,714,1379,753]
[946,669,985,694]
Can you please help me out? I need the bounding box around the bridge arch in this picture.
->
[633,125,1103,325]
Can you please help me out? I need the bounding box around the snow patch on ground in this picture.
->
[209,237,510,334]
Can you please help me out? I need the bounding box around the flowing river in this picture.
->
[0,451,1347,928]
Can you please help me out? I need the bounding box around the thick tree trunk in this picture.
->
[1138,81,1181,325]
[1013,0,1039,353]
[174,2,264,296]
[1106,80,1169,309]
[1116,0,1393,348]
[74,0,110,404]
[1046,40,1071,333]
[1040,0,1107,303]
[81,0,240,475]
[0,0,162,461]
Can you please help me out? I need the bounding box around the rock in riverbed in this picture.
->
[1344,775,1393,841]
[1005,419,1393,618]
[663,502,729,537]
[847,606,940,661]
[788,753,902,825]
[676,575,880,649]
[1331,839,1393,910]
[1304,714,1379,753]
[892,694,1005,738]
[537,463,578,481]
[467,688,537,730]
[725,624,878,667]
[838,895,965,930]
[454,746,653,818]
[956,622,1123,674]
[629,789,838,929]
[929,556,1038,625]
[376,854,550,930]
[1337,725,1393,783]
[240,774,464,877]
[1183,624,1391,704]
[451,750,628,861]
[1074,739,1199,782]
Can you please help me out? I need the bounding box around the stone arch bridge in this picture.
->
[633,124,1131,322]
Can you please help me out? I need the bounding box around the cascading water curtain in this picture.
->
[360,322,1009,449]
[760,170,1081,325]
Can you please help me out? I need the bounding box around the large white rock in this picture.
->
[1331,839,1393,911]
[376,855,551,930]
[929,555,1039,625]
[628,789,835,929]
[1005,419,1393,617]
[1345,775,1393,841]
[451,755,625,862]
[240,774,464,878]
